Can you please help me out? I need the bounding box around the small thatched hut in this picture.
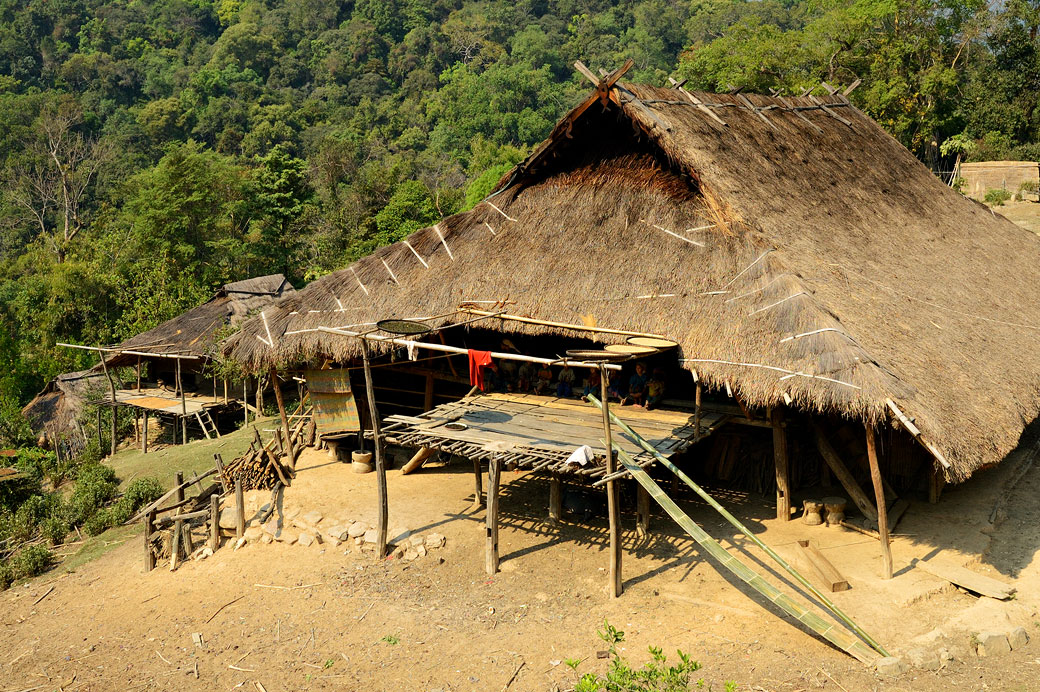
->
[227,81,1040,498]
[21,369,106,455]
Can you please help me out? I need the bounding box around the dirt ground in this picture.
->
[995,199,1040,235]
[4,438,1040,692]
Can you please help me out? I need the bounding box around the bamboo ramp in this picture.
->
[614,445,880,665]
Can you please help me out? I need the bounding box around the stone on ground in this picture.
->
[363,528,378,544]
[347,521,368,538]
[425,533,446,549]
[219,508,238,530]
[326,525,350,541]
[974,631,1010,657]
[416,545,427,557]
[297,532,315,547]
[274,530,298,545]
[875,657,908,676]
[907,647,941,671]
[1008,627,1029,650]
[301,510,323,526]
[244,526,263,542]
[403,547,420,561]
[408,535,426,548]
[260,534,273,544]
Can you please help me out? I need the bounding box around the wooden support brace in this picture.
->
[813,422,878,521]
[865,425,893,579]
[601,365,623,598]
[795,540,849,592]
[486,458,501,575]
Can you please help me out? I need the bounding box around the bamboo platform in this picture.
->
[381,392,725,479]
[100,387,224,415]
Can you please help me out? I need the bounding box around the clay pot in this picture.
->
[802,499,824,526]
[351,451,374,474]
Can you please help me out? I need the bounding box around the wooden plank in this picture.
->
[812,422,878,522]
[915,560,1015,600]
[795,540,849,592]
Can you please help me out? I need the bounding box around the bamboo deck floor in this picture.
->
[100,387,225,415]
[381,392,725,479]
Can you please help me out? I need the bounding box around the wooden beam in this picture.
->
[176,358,187,444]
[772,407,791,521]
[928,463,944,504]
[885,398,951,470]
[270,367,295,470]
[812,422,878,522]
[360,341,389,559]
[601,364,622,598]
[486,458,501,575]
[915,559,1015,600]
[865,425,893,579]
[795,540,849,592]
[693,382,702,439]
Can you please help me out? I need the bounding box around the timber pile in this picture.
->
[220,404,313,491]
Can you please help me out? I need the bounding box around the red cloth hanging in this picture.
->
[468,349,494,391]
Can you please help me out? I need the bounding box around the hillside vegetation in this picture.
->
[2,0,1039,443]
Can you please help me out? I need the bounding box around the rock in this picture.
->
[354,536,364,547]
[261,534,273,544]
[297,532,315,547]
[193,547,213,561]
[907,647,941,671]
[938,647,953,663]
[974,631,1010,657]
[416,545,427,558]
[301,510,323,526]
[363,529,378,544]
[283,506,301,520]
[392,545,406,559]
[425,533,446,549]
[713,613,725,624]
[408,535,426,548]
[327,536,341,547]
[262,519,280,536]
[347,522,368,538]
[233,537,247,551]
[274,530,298,545]
[403,548,420,561]
[326,525,350,541]
[244,526,263,542]
[1008,627,1029,650]
[875,657,908,677]
[219,508,238,530]
[313,532,323,545]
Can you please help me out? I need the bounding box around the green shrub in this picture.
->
[83,508,113,537]
[42,516,69,545]
[111,477,164,524]
[984,188,1012,206]
[0,561,13,590]
[12,544,53,579]
[68,463,118,524]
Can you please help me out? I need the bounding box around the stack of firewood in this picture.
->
[221,406,314,491]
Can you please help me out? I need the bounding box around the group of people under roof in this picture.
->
[480,359,668,409]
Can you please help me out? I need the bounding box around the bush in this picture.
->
[68,463,118,524]
[12,544,53,579]
[42,516,69,545]
[984,188,1012,206]
[83,508,113,537]
[111,477,164,525]
[0,561,13,590]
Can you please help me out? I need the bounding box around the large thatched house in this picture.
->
[227,81,1040,496]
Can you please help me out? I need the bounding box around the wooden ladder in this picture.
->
[195,410,221,439]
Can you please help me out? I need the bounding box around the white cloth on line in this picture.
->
[406,342,418,361]
[565,445,594,467]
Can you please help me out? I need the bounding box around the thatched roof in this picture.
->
[21,369,106,451]
[105,274,294,368]
[225,84,1040,483]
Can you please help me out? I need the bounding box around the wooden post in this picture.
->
[144,509,156,572]
[98,353,117,457]
[636,484,650,537]
[600,364,622,598]
[865,425,893,579]
[243,378,249,427]
[694,382,703,439]
[270,367,294,469]
[360,341,388,559]
[223,378,228,404]
[928,463,944,504]
[176,358,187,444]
[209,494,220,552]
[134,410,140,446]
[772,407,791,521]
[486,458,501,574]
[424,373,435,412]
[548,475,562,523]
[472,458,484,510]
[812,421,879,522]
[234,477,245,539]
[171,471,184,572]
[142,413,148,453]
[136,357,142,390]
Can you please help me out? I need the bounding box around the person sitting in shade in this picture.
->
[517,362,536,392]
[606,369,623,402]
[556,364,576,397]
[645,368,666,409]
[534,364,554,394]
[498,360,518,392]
[623,362,648,406]
[582,367,601,398]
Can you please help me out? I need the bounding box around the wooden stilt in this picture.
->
[209,494,220,551]
[928,463,944,504]
[600,364,622,598]
[176,359,187,444]
[234,477,245,540]
[136,357,142,390]
[223,378,228,404]
[636,484,650,537]
[865,425,893,579]
[142,413,149,453]
[486,458,501,575]
[144,509,156,572]
[549,474,562,523]
[134,410,140,446]
[694,382,703,439]
[243,378,249,427]
[771,407,791,521]
[98,353,117,457]
[270,367,295,470]
[171,471,184,572]
[424,373,435,412]
[472,457,484,509]
[360,341,388,559]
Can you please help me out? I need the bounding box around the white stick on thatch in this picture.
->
[433,224,455,261]
[403,240,429,268]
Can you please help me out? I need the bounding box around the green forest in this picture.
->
[1,0,1039,446]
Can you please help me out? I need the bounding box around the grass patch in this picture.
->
[58,523,139,573]
[108,416,277,490]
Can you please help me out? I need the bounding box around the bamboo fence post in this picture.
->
[210,494,220,552]
[144,509,155,572]
[270,367,295,470]
[234,477,245,539]
[600,364,622,598]
[360,341,388,558]
[865,425,893,579]
[486,458,501,574]
[772,407,791,521]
